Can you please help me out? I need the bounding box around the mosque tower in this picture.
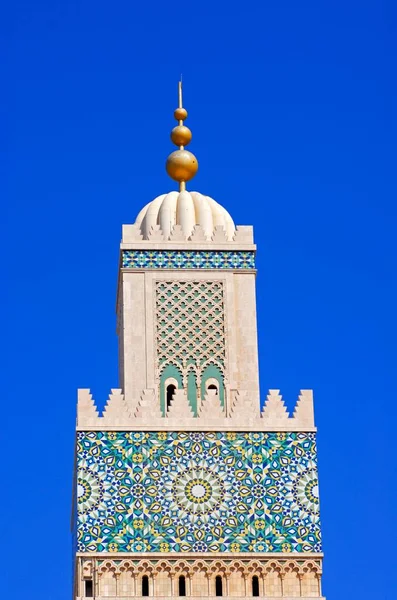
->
[73,83,324,599]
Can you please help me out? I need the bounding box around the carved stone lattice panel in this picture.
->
[155,280,226,383]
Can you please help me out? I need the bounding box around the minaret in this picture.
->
[73,83,324,599]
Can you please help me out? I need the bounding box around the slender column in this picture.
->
[96,573,102,598]
[187,574,192,597]
[152,573,157,597]
[280,573,285,597]
[260,574,266,597]
[133,574,137,596]
[317,573,322,597]
[149,575,153,597]
[170,572,175,596]
[115,573,120,597]
[244,574,249,596]
[206,573,212,596]
[298,574,303,597]
[79,559,84,598]
[196,376,202,414]
[92,560,96,600]
[225,573,230,596]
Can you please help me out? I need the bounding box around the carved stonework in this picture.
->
[76,388,315,429]
[78,557,323,598]
[155,280,226,391]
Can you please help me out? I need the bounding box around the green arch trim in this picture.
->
[201,364,224,408]
[160,365,183,415]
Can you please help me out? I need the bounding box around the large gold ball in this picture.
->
[171,125,192,146]
[174,107,188,121]
[166,150,198,182]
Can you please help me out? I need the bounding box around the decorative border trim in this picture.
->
[122,250,256,270]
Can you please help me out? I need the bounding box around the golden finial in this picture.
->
[166,80,198,191]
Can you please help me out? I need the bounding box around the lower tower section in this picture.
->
[74,411,324,599]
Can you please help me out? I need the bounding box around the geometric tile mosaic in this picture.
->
[122,250,255,270]
[77,431,321,553]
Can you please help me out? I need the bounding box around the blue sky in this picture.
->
[4,0,397,598]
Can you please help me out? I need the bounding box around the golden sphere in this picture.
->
[166,150,198,182]
[174,107,188,121]
[171,125,192,146]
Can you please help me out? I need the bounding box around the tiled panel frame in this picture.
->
[77,431,321,554]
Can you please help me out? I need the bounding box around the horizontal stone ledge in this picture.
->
[76,552,323,559]
[120,267,257,273]
[120,243,257,251]
[76,425,317,433]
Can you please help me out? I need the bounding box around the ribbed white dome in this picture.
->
[134,190,235,241]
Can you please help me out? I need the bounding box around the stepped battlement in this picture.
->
[76,388,315,431]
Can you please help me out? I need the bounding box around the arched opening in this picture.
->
[85,580,93,597]
[142,575,149,597]
[179,575,186,596]
[160,367,182,415]
[252,576,259,597]
[201,366,225,407]
[215,575,223,597]
[166,384,176,409]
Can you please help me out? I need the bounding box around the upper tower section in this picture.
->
[77,81,316,432]
[116,82,258,420]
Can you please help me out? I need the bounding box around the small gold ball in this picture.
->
[174,107,188,121]
[166,150,198,182]
[171,125,192,146]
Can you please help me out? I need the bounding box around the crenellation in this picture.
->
[199,388,226,420]
[102,389,131,425]
[134,388,162,419]
[189,224,209,242]
[211,225,229,243]
[233,225,254,244]
[122,223,144,243]
[229,389,260,421]
[167,389,195,418]
[147,225,165,241]
[76,388,315,430]
[261,390,290,423]
[77,389,100,427]
[292,390,315,427]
